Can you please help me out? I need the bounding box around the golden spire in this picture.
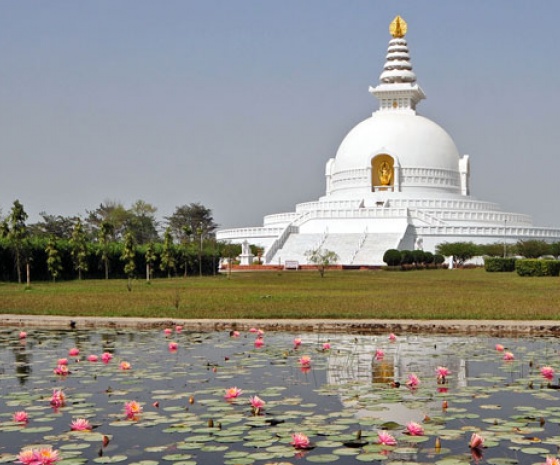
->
[389,15,407,38]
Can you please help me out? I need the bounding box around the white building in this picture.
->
[217,16,560,266]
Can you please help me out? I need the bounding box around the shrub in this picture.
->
[400,250,414,265]
[424,252,434,265]
[433,254,445,265]
[484,257,517,272]
[515,259,560,277]
[412,249,426,266]
[383,249,402,267]
[516,240,552,258]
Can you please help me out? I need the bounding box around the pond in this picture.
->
[0,327,559,465]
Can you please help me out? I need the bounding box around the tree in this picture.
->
[121,231,136,280]
[160,228,176,278]
[45,236,62,282]
[70,218,89,280]
[144,242,157,282]
[7,200,29,284]
[97,221,114,279]
[165,203,218,243]
[435,242,480,266]
[551,242,560,258]
[383,249,401,267]
[86,201,130,241]
[305,248,339,277]
[516,240,552,259]
[28,212,76,239]
[127,200,159,245]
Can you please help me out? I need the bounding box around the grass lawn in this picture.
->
[0,268,558,320]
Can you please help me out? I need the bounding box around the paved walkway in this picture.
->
[1,314,559,336]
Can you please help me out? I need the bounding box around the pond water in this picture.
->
[0,327,559,465]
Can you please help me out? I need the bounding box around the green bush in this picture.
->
[434,254,445,265]
[400,250,414,265]
[515,259,560,277]
[484,257,517,272]
[383,249,402,267]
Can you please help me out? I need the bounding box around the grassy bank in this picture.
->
[0,268,558,320]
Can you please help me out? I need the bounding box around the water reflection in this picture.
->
[0,329,558,465]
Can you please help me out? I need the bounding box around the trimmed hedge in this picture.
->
[484,257,517,272]
[515,259,560,277]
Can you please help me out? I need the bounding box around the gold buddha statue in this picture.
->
[378,161,392,186]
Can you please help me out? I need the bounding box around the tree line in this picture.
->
[0,199,241,283]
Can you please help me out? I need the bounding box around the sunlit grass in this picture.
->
[0,268,559,320]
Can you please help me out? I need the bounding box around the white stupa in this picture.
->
[217,16,560,266]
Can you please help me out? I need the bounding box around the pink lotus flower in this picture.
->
[224,386,243,400]
[57,358,68,366]
[70,418,92,431]
[254,337,264,348]
[495,344,504,351]
[124,400,143,419]
[249,327,259,333]
[377,430,397,446]
[168,341,178,351]
[175,325,183,333]
[101,352,113,363]
[436,366,451,378]
[545,457,560,465]
[68,348,80,356]
[257,329,265,336]
[541,366,555,381]
[19,331,27,339]
[293,337,302,348]
[503,352,515,361]
[50,389,66,408]
[406,374,420,389]
[389,333,397,342]
[54,364,69,375]
[406,421,424,436]
[291,432,311,449]
[119,361,131,370]
[13,411,29,423]
[469,432,484,449]
[87,354,98,362]
[322,342,331,350]
[17,447,60,465]
[164,328,172,336]
[299,355,312,367]
[230,330,240,337]
[375,349,384,361]
[250,395,265,413]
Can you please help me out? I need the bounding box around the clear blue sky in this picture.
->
[1,1,559,230]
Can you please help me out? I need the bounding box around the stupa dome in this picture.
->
[330,111,462,194]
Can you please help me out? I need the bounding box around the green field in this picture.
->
[1,268,559,320]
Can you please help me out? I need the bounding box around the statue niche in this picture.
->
[372,155,394,191]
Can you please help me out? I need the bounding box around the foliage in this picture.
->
[435,242,480,265]
[383,249,401,267]
[478,242,509,257]
[70,219,89,279]
[424,251,434,264]
[97,221,114,279]
[45,236,63,282]
[160,228,177,278]
[484,257,517,272]
[165,203,218,242]
[305,248,339,277]
[121,231,137,278]
[28,212,77,239]
[433,254,445,265]
[551,242,560,257]
[411,249,426,266]
[516,240,552,258]
[6,200,29,284]
[515,259,560,277]
[400,250,414,265]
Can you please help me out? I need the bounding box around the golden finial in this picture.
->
[389,15,407,38]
